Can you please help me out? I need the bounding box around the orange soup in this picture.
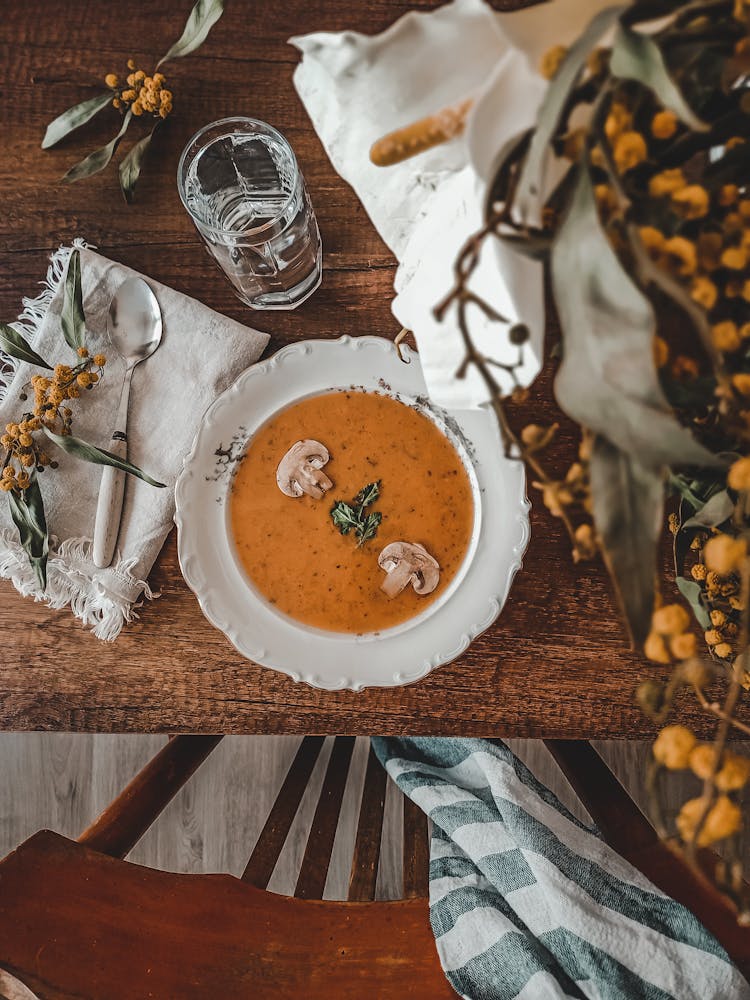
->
[229,391,474,633]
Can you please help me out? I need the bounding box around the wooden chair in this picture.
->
[0,736,453,1000]
[3,738,750,998]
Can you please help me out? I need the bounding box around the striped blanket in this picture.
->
[372,738,750,1000]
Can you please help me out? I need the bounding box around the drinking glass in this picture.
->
[177,117,322,310]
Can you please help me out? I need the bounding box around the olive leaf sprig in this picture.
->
[1,250,164,589]
[41,0,225,202]
[330,480,383,548]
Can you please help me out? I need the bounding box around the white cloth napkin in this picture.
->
[0,243,268,638]
[290,0,608,409]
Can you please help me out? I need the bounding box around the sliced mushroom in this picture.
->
[378,541,440,599]
[276,439,333,500]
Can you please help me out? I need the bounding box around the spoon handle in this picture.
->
[92,444,127,568]
[92,369,133,569]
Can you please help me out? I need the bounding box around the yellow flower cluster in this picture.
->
[728,455,750,491]
[676,794,742,847]
[598,102,650,174]
[614,130,647,173]
[540,44,568,81]
[651,110,678,141]
[520,422,559,452]
[652,726,749,844]
[704,533,747,575]
[640,168,750,322]
[106,61,173,119]
[689,743,750,791]
[0,417,46,491]
[525,433,596,562]
[652,724,696,769]
[0,350,106,495]
[684,532,746,661]
[644,603,696,664]
[587,91,750,375]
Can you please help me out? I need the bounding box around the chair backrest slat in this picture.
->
[295,736,356,899]
[544,740,657,856]
[403,792,429,898]
[348,744,388,901]
[77,735,223,859]
[242,736,325,887]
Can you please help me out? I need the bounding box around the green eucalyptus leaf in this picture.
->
[682,489,734,530]
[610,25,707,131]
[42,92,112,150]
[589,434,664,645]
[0,322,52,370]
[667,472,705,511]
[514,5,625,225]
[673,498,692,578]
[119,123,159,203]
[61,250,86,352]
[43,428,165,488]
[675,576,711,630]
[552,167,721,470]
[61,110,132,184]
[8,477,49,590]
[157,0,225,67]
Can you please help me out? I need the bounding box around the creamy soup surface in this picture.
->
[229,390,474,633]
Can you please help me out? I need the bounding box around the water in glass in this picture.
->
[178,118,322,310]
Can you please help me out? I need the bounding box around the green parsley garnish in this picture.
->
[330,480,383,547]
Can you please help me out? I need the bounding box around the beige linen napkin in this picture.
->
[0,242,268,638]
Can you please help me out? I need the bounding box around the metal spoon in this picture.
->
[92,278,163,568]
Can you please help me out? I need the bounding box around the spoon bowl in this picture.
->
[107,278,163,364]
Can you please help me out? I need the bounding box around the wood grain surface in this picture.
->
[0,0,734,736]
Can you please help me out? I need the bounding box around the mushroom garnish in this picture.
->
[378,541,440,599]
[276,439,333,500]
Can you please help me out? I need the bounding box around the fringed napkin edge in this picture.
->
[0,240,156,640]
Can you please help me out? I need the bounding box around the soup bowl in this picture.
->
[175,336,529,689]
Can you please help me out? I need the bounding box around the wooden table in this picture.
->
[0,0,719,736]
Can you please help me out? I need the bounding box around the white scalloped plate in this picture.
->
[175,336,529,690]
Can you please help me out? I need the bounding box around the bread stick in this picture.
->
[369,98,474,167]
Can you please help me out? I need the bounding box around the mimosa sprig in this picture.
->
[41,0,225,202]
[0,251,164,588]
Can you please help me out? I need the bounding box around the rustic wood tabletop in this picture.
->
[0,0,719,736]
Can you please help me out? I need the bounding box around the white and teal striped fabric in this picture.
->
[372,737,750,1000]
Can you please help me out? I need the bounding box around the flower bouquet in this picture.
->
[439,1,750,913]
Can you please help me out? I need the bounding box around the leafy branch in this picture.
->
[41,0,225,201]
[1,250,164,588]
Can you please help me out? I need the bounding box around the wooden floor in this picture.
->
[0,734,656,890]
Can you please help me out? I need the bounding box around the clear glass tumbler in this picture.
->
[177,117,322,310]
